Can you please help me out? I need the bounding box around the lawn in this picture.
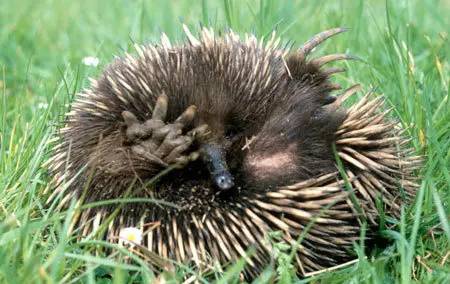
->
[0,0,449,283]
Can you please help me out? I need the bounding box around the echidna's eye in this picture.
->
[224,122,244,142]
[224,126,237,139]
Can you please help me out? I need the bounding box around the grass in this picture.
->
[0,0,449,282]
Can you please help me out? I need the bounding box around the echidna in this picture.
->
[47,26,421,278]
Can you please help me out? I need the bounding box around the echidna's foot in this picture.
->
[122,94,209,168]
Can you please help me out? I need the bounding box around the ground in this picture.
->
[0,0,449,283]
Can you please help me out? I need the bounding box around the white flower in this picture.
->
[82,56,99,67]
[37,102,49,109]
[119,227,142,246]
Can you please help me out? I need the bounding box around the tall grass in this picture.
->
[0,0,449,282]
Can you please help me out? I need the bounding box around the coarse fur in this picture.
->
[47,26,421,278]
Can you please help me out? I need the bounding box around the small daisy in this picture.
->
[119,227,142,246]
[37,102,48,109]
[82,56,99,67]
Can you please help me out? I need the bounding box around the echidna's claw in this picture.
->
[172,151,200,168]
[327,82,342,91]
[123,95,204,169]
[131,144,168,167]
[155,130,192,158]
[311,53,359,67]
[165,139,195,164]
[300,27,348,56]
[122,110,139,125]
[174,105,197,129]
[122,111,151,141]
[322,67,346,76]
[151,124,175,141]
[187,124,210,140]
[152,94,169,121]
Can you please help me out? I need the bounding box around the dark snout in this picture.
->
[200,143,235,190]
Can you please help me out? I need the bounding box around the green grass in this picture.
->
[1,0,449,283]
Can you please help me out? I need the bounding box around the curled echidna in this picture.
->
[47,26,421,277]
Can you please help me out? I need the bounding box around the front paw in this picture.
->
[121,94,208,168]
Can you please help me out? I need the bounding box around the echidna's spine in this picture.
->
[333,89,422,223]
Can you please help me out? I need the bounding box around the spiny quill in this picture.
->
[46,25,422,278]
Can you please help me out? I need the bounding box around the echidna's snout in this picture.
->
[214,171,234,190]
[200,143,235,190]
